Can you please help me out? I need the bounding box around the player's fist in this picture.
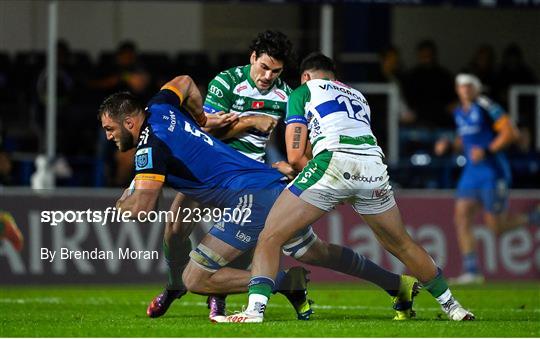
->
[253,115,277,134]
[434,138,450,156]
[272,161,296,181]
[469,146,485,163]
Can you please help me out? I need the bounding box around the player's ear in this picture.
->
[301,71,311,84]
[123,116,134,130]
[250,51,257,65]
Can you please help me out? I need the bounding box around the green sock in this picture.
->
[248,282,273,298]
[423,269,449,298]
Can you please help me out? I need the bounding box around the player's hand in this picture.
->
[470,146,485,163]
[205,112,239,129]
[272,161,297,181]
[252,115,277,133]
[434,138,450,156]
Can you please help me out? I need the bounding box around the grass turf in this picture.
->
[1,282,539,337]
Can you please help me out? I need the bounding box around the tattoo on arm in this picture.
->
[292,127,302,149]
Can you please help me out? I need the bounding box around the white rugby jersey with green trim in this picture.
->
[203,64,292,162]
[285,79,384,158]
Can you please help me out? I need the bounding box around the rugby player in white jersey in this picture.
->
[224,53,475,323]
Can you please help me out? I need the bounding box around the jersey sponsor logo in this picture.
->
[251,101,264,109]
[209,85,224,98]
[235,230,252,243]
[233,98,245,110]
[135,148,153,170]
[235,68,243,78]
[343,172,383,183]
[166,110,177,132]
[203,104,219,114]
[298,163,318,184]
[215,76,230,90]
[273,89,286,100]
[214,220,225,232]
[236,85,248,93]
[319,83,366,103]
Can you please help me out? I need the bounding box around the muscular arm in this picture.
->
[285,123,311,172]
[489,115,519,153]
[161,75,207,127]
[116,179,163,219]
[206,115,277,140]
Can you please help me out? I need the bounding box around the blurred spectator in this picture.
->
[90,41,153,100]
[366,46,410,152]
[35,40,80,159]
[462,45,496,96]
[0,150,12,186]
[402,40,455,128]
[368,46,404,83]
[494,44,538,105]
[36,40,76,110]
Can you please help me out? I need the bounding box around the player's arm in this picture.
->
[116,177,163,218]
[434,136,462,156]
[208,115,277,140]
[284,84,311,172]
[285,123,310,172]
[489,115,519,153]
[161,75,207,127]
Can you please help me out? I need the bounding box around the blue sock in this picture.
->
[463,252,479,274]
[336,247,400,296]
[272,270,287,293]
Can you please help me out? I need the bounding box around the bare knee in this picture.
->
[259,228,288,248]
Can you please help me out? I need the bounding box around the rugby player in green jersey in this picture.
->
[225,53,474,323]
[147,31,312,321]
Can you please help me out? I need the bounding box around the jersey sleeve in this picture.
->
[203,72,235,114]
[477,96,506,129]
[285,84,310,125]
[133,134,168,183]
[147,88,183,109]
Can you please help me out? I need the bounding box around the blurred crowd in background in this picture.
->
[0,38,538,189]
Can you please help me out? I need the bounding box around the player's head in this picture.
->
[98,92,146,152]
[416,40,437,66]
[299,52,336,84]
[249,30,293,91]
[455,73,482,103]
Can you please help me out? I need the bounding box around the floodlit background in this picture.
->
[0,1,538,285]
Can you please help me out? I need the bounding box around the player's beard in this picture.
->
[117,125,135,152]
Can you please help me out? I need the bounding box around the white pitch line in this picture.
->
[1,298,538,313]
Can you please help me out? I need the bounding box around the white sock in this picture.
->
[436,288,453,305]
[246,293,268,316]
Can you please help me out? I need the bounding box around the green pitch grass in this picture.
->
[1,282,539,337]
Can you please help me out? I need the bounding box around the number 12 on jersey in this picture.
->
[336,95,371,126]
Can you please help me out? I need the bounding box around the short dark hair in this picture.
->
[97,92,144,121]
[300,52,336,74]
[249,30,293,66]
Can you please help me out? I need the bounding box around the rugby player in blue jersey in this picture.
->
[99,75,422,322]
[435,73,540,284]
